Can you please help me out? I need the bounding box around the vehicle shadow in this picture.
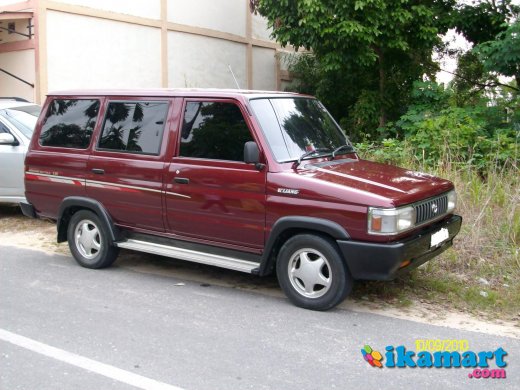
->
[118,248,282,297]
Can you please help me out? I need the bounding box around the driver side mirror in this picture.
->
[0,133,16,145]
[244,141,265,170]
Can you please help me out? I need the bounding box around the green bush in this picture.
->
[356,81,520,172]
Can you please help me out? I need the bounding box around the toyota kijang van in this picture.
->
[22,89,461,310]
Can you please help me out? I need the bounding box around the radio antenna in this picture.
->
[228,65,241,89]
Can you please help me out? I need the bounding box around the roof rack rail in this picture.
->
[0,97,30,102]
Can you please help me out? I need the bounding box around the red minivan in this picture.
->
[22,89,461,310]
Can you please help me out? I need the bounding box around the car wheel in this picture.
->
[67,210,119,269]
[276,234,352,310]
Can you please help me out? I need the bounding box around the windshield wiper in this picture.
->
[293,148,331,168]
[331,144,355,160]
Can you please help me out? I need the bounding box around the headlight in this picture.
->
[447,190,457,213]
[368,206,416,235]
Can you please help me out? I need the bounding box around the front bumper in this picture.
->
[338,215,462,280]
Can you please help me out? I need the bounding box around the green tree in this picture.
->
[474,20,520,88]
[448,1,519,95]
[385,80,519,170]
[253,0,454,133]
[451,51,490,106]
[452,0,519,45]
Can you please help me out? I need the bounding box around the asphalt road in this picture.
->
[1,245,518,390]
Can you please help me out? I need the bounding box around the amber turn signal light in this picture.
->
[399,259,412,269]
[371,215,382,231]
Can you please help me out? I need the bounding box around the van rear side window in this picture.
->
[98,101,168,155]
[40,99,100,149]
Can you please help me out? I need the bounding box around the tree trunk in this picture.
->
[374,47,387,128]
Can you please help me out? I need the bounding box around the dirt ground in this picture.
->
[1,204,518,339]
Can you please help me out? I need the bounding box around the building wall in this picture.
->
[46,11,162,90]
[252,46,276,91]
[252,12,272,41]
[0,0,25,6]
[0,0,290,103]
[0,48,34,101]
[51,0,161,20]
[168,32,247,89]
[168,0,246,37]
[0,0,35,101]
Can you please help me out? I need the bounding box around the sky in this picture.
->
[435,29,473,84]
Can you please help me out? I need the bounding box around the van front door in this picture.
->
[164,99,266,251]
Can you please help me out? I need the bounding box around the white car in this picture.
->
[0,98,41,204]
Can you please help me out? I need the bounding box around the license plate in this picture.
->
[430,227,449,247]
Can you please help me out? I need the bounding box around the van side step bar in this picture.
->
[115,239,259,273]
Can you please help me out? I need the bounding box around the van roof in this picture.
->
[46,88,310,100]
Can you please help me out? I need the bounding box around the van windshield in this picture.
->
[249,97,352,163]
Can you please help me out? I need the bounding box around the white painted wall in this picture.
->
[0,0,284,100]
[46,11,162,91]
[51,0,161,20]
[168,0,246,37]
[0,0,25,6]
[252,46,275,91]
[252,13,272,41]
[0,49,35,101]
[168,31,246,88]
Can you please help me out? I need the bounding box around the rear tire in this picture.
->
[67,210,119,269]
[276,234,352,311]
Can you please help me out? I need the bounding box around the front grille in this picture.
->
[414,194,448,224]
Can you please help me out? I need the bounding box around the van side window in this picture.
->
[39,99,99,148]
[180,101,253,161]
[98,101,168,155]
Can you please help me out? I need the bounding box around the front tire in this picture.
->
[67,210,119,269]
[276,234,352,310]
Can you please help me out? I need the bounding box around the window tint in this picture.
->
[40,99,99,148]
[250,98,348,162]
[98,101,168,155]
[180,101,253,161]
[248,99,291,161]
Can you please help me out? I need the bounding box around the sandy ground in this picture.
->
[1,205,519,339]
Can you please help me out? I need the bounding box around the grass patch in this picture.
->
[352,148,520,320]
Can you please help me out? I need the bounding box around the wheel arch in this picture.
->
[257,216,350,276]
[57,197,122,244]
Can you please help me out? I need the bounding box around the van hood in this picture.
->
[302,158,453,205]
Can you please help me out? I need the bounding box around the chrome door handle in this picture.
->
[174,177,189,184]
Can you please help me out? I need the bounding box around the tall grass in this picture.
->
[356,142,520,317]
